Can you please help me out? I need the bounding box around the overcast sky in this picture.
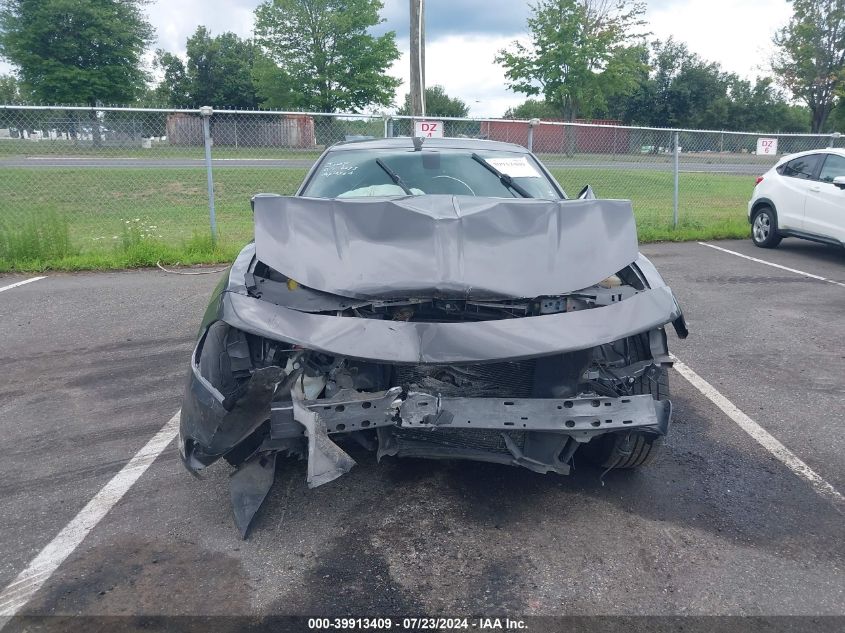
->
[1,0,794,116]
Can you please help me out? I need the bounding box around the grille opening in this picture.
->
[395,359,537,398]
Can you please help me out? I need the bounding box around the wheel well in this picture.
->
[751,200,776,222]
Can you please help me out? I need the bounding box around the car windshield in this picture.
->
[301,147,564,199]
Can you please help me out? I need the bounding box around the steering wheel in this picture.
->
[430,175,476,195]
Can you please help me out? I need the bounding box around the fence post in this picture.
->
[829,132,841,148]
[673,131,680,228]
[200,106,218,243]
[528,118,540,152]
[383,113,392,138]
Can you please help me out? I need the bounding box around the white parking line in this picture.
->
[672,357,844,508]
[0,276,46,293]
[698,242,845,289]
[0,411,180,621]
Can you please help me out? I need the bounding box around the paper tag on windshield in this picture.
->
[486,156,541,178]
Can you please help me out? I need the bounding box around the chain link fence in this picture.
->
[524,120,844,238]
[1,104,842,266]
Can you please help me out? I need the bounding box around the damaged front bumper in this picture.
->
[179,354,672,536]
[270,387,671,476]
[180,365,671,476]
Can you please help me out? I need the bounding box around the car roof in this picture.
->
[326,136,531,154]
[776,147,845,164]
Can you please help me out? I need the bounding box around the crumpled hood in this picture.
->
[252,194,640,299]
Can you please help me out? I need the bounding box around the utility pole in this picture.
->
[409,0,426,116]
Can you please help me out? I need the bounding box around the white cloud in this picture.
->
[389,34,529,117]
[146,0,256,54]
[646,0,793,80]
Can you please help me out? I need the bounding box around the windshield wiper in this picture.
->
[471,153,533,198]
[375,158,414,195]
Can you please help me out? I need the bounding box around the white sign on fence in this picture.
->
[756,137,778,155]
[414,120,444,138]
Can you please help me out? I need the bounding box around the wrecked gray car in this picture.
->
[178,137,688,536]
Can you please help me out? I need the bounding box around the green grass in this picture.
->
[0,167,307,272]
[550,168,751,241]
[2,234,245,272]
[0,208,73,263]
[0,165,752,272]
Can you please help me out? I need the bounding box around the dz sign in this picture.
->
[756,137,778,155]
[414,120,444,138]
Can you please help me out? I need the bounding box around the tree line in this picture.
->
[498,0,845,133]
[1,0,844,133]
[504,40,812,133]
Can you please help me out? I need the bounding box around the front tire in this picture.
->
[580,334,668,469]
[751,206,782,248]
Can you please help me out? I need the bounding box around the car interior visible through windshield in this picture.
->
[301,148,564,200]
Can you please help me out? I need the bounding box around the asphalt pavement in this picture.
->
[0,239,843,627]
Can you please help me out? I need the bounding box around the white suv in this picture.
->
[748,148,845,248]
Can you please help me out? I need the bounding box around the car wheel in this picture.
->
[751,206,782,248]
[580,334,668,469]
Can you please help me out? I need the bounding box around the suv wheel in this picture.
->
[751,206,782,248]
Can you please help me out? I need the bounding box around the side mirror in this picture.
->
[577,184,596,200]
[833,176,845,190]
